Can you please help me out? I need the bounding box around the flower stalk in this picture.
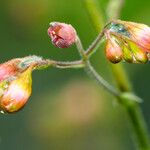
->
[75,35,120,97]
[85,30,105,57]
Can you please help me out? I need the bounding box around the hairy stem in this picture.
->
[85,30,105,57]
[37,59,84,69]
[76,35,120,97]
[76,36,86,58]
[85,60,120,97]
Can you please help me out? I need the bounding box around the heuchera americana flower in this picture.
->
[116,20,150,52]
[47,22,77,48]
[105,36,123,63]
[105,20,150,64]
[0,56,44,113]
[0,67,32,113]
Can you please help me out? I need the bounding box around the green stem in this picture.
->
[83,0,105,32]
[50,60,84,69]
[85,30,105,57]
[76,36,120,97]
[37,59,84,69]
[86,61,150,149]
[84,57,150,150]
[76,36,86,58]
[127,104,150,150]
[119,95,150,150]
[106,0,125,21]
[110,63,132,92]
[85,60,120,97]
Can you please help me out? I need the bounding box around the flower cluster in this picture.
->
[0,20,150,113]
[105,20,150,64]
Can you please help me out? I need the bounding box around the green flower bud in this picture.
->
[129,41,148,64]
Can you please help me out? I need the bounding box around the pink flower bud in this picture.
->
[47,22,77,48]
[105,38,123,63]
[105,20,150,64]
[0,56,43,83]
[0,56,46,113]
[0,67,32,113]
[0,59,21,82]
[108,20,150,52]
[117,20,150,52]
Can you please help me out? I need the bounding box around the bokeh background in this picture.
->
[0,0,150,150]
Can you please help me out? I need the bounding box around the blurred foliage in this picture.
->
[0,0,150,150]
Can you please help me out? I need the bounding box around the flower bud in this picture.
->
[0,59,21,82]
[122,40,148,64]
[0,56,43,83]
[0,67,32,113]
[129,41,148,63]
[105,38,123,63]
[48,22,77,48]
[117,20,150,52]
[122,44,133,63]
[108,20,150,52]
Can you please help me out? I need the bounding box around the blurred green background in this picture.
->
[0,0,150,150]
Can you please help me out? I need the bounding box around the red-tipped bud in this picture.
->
[105,38,123,63]
[108,20,150,52]
[0,67,32,113]
[0,56,46,113]
[0,56,43,83]
[116,20,150,52]
[48,22,77,48]
[0,59,21,82]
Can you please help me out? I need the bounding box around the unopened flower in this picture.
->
[0,67,32,113]
[48,22,77,48]
[0,55,43,83]
[114,20,150,52]
[122,42,133,63]
[105,20,150,63]
[0,55,45,113]
[105,36,123,63]
[0,59,21,82]
[123,40,148,63]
